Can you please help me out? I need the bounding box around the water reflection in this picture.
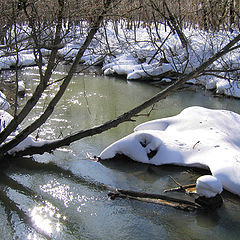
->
[196,211,220,228]
[28,201,66,239]
[40,180,74,207]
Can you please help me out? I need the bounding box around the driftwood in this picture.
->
[108,188,202,212]
[108,175,223,212]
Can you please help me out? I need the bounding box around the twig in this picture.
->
[168,175,184,189]
[193,141,200,149]
[164,184,196,193]
[135,104,156,117]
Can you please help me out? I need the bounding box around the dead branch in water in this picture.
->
[108,188,202,212]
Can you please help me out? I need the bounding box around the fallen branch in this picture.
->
[108,188,202,212]
[164,184,196,193]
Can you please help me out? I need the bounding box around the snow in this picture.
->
[1,22,239,98]
[0,91,10,110]
[0,110,53,155]
[18,80,25,94]
[0,52,42,70]
[99,106,240,197]
[196,175,223,198]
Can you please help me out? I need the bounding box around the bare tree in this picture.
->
[0,0,117,159]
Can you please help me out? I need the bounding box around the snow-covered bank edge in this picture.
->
[99,106,240,197]
[1,22,240,98]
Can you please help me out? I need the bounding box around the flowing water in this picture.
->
[1,66,240,240]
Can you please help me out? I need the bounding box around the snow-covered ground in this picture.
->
[1,22,239,98]
[100,106,240,197]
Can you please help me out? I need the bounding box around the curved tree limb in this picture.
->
[5,33,240,159]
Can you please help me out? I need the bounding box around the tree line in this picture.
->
[0,0,239,44]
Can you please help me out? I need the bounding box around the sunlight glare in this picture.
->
[29,201,65,236]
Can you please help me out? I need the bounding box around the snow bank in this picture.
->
[0,52,43,70]
[0,110,31,151]
[99,106,240,196]
[98,22,240,98]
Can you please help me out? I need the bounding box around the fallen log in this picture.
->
[108,189,202,212]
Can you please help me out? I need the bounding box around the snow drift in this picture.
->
[99,106,240,196]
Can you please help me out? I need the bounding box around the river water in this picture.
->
[1,66,240,239]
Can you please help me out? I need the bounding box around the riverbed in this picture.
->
[1,66,240,240]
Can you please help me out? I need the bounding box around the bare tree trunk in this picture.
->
[149,0,188,48]
[229,0,235,32]
[5,33,240,159]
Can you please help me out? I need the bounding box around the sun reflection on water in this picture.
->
[28,201,66,239]
[40,179,100,218]
[40,180,74,207]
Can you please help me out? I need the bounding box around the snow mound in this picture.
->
[99,106,240,196]
[196,175,223,198]
[0,52,44,70]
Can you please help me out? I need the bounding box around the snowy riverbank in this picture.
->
[1,22,240,98]
[99,106,240,197]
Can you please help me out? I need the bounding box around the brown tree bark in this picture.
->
[108,188,201,211]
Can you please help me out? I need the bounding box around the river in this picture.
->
[1,66,240,239]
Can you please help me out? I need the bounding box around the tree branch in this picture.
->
[0,0,65,145]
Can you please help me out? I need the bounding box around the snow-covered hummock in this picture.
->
[102,53,172,80]
[196,175,223,198]
[99,106,240,196]
[0,110,50,155]
[0,91,10,110]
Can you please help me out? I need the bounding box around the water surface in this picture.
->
[1,66,240,239]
